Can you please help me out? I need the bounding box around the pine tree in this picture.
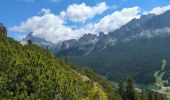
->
[118,80,125,100]
[126,76,139,100]
[148,92,154,100]
[27,39,32,45]
[160,94,165,100]
[141,87,147,100]
[154,92,159,100]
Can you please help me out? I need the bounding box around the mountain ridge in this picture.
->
[23,10,170,84]
[56,10,170,84]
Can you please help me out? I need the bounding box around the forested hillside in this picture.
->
[65,36,170,84]
[0,28,168,100]
[0,36,121,100]
[56,10,170,85]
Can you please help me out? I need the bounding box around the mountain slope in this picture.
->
[57,10,170,54]
[66,36,170,84]
[57,10,170,84]
[0,36,121,100]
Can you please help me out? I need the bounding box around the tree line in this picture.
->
[118,77,168,100]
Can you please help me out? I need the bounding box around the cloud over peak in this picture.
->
[10,12,83,43]
[10,2,109,42]
[60,2,109,23]
[9,5,142,43]
[10,3,170,43]
[149,5,170,15]
[89,6,140,33]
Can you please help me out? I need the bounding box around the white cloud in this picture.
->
[87,6,141,33]
[13,4,170,43]
[38,8,51,14]
[10,6,142,43]
[149,5,170,15]
[60,2,109,23]
[10,12,84,43]
[10,2,109,42]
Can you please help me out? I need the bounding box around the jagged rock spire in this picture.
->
[0,23,7,36]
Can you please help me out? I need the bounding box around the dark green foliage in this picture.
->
[61,36,170,84]
[145,91,167,100]
[56,11,170,84]
[154,92,159,100]
[27,39,32,45]
[148,91,154,100]
[141,87,147,100]
[118,77,168,100]
[126,77,139,100]
[118,80,125,100]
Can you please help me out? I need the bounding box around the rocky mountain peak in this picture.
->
[23,10,170,56]
[99,31,105,38]
[22,32,54,46]
[60,39,78,50]
[79,33,98,45]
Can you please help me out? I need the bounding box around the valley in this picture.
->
[1,1,170,99]
[150,59,170,99]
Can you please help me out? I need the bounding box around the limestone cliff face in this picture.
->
[0,23,7,36]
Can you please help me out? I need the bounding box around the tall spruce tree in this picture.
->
[118,80,125,100]
[27,39,32,45]
[148,92,154,100]
[141,87,147,100]
[154,92,159,100]
[126,76,139,100]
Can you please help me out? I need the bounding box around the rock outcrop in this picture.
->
[0,23,7,36]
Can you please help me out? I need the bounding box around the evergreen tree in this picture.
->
[154,92,159,100]
[148,92,154,100]
[118,80,125,100]
[27,39,32,45]
[126,76,139,100]
[160,94,164,100]
[141,87,147,100]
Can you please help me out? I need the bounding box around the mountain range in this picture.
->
[1,23,167,100]
[24,10,170,84]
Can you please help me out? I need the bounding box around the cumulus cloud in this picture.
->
[38,8,51,14]
[87,6,141,33]
[149,5,170,15]
[10,5,142,43]
[10,12,85,42]
[12,4,170,43]
[10,2,109,42]
[60,2,109,23]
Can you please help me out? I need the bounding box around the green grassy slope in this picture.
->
[147,60,170,100]
[154,60,167,86]
[0,36,121,100]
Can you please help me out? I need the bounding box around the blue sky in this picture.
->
[0,0,170,42]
